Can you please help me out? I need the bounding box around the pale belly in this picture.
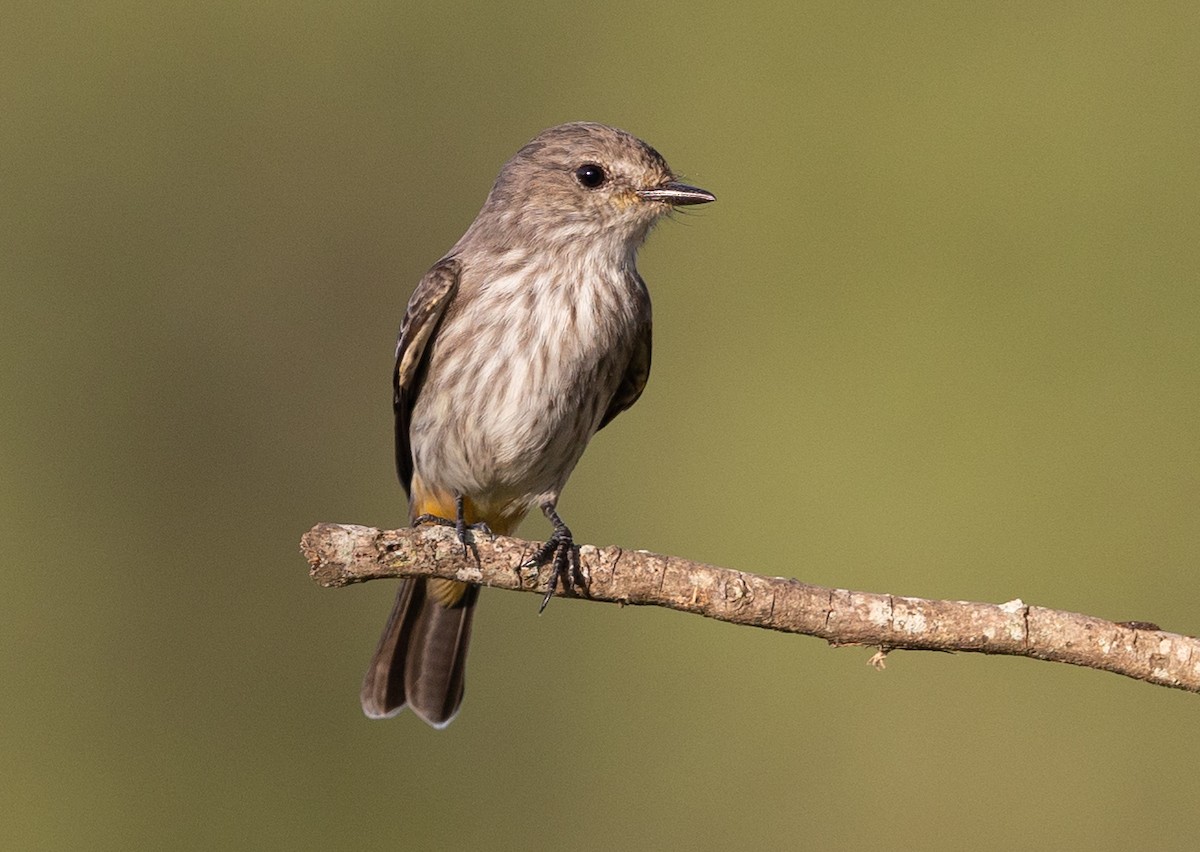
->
[408,296,635,508]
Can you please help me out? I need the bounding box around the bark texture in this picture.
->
[302,522,1200,694]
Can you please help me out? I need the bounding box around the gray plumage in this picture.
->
[361,122,714,726]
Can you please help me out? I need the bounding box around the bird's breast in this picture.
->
[408,258,644,502]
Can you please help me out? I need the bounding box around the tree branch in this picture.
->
[301,522,1200,694]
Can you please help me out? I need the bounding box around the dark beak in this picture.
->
[637,181,716,206]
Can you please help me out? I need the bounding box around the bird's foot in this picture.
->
[413,495,491,558]
[522,509,582,613]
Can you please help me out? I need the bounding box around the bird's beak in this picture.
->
[637,181,716,206]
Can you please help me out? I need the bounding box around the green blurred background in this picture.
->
[4,2,1199,849]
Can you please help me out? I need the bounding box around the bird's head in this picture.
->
[478,122,715,249]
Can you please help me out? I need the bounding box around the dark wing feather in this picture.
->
[394,258,460,494]
[598,313,652,432]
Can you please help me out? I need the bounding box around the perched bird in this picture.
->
[361,122,715,726]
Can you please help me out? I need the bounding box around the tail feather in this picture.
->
[362,488,517,727]
[360,579,479,727]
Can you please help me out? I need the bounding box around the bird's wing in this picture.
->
[598,311,652,432]
[394,257,461,494]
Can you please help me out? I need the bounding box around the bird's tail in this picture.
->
[360,489,517,727]
[360,574,479,726]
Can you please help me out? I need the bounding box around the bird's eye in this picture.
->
[574,163,607,189]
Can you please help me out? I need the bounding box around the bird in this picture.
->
[360,122,715,726]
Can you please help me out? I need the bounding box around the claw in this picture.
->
[521,505,582,612]
[412,512,456,528]
[414,495,489,558]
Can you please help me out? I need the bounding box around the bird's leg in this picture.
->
[523,503,582,612]
[413,494,491,557]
